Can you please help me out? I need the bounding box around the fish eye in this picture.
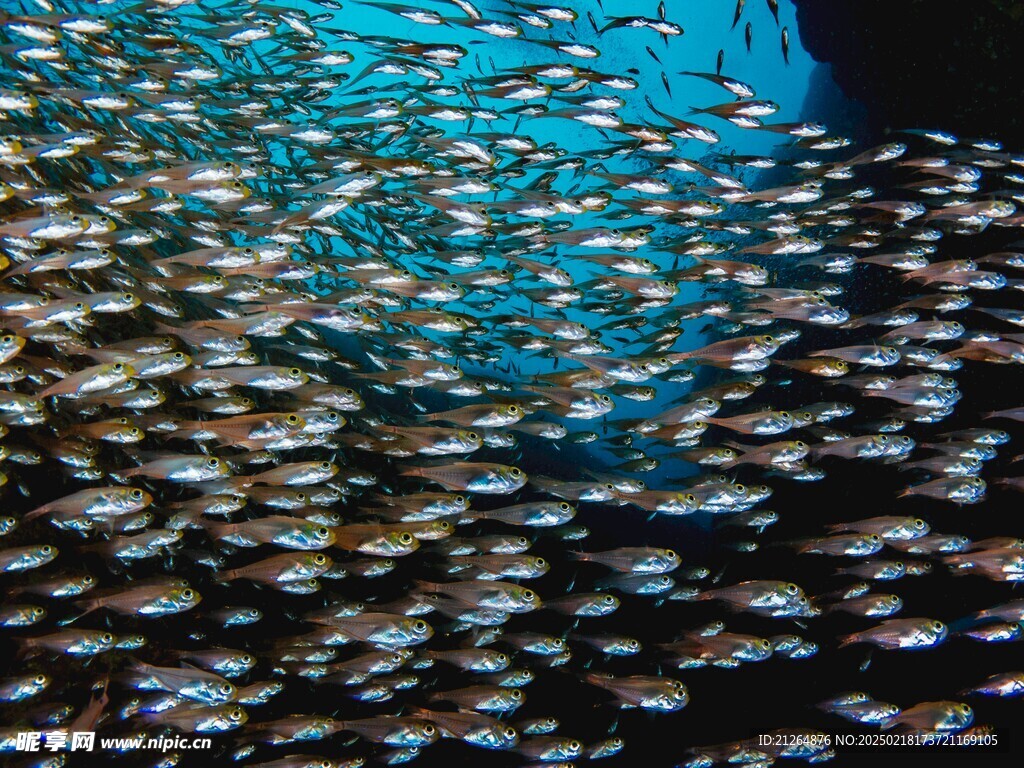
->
[287,414,299,424]
[207,458,220,468]
[314,554,327,565]
[570,741,582,751]
[508,405,520,413]
[41,545,53,554]
[130,489,143,499]
[229,708,243,720]
[734,484,747,493]
[182,589,194,599]
[685,494,696,503]
[317,527,330,537]
[400,533,413,544]
[320,461,331,469]
[603,595,616,604]
[559,502,570,511]
[786,583,800,595]
[296,493,307,502]
[510,689,522,699]
[760,640,772,649]
[601,395,611,403]
[510,468,522,477]
[914,519,926,528]
[666,550,677,559]
[101,633,113,643]
[34,674,46,684]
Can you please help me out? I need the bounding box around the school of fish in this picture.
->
[0,0,1022,765]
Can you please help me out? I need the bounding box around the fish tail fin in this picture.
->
[13,636,36,660]
[69,599,98,619]
[195,518,232,539]
[151,320,178,334]
[22,505,50,522]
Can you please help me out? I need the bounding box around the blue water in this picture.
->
[255,0,845,485]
